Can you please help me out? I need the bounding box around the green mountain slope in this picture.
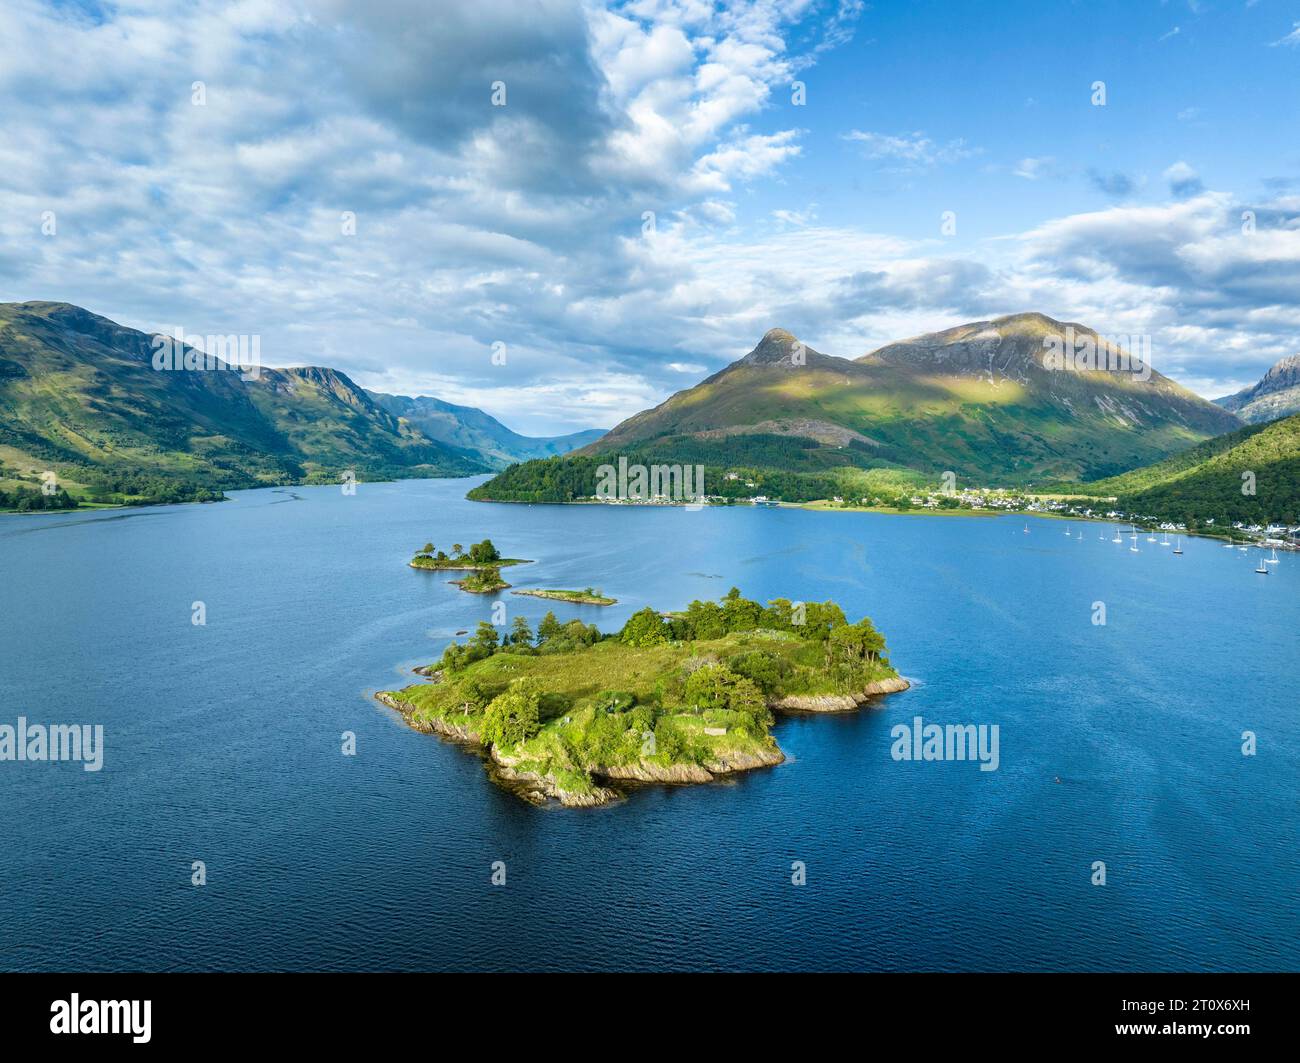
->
[0,301,488,506]
[1071,412,1300,526]
[599,316,1238,479]
[367,392,604,468]
[1214,355,1300,425]
[473,314,1243,501]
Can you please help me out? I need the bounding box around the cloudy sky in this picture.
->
[3,0,1299,434]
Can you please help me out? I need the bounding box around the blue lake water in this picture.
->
[1,477,1296,971]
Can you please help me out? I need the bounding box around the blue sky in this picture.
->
[2,0,1298,433]
[750,1,1300,237]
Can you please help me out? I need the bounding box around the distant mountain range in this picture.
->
[1214,355,1300,425]
[367,393,604,469]
[0,302,600,507]
[475,313,1246,502]
[8,301,1293,519]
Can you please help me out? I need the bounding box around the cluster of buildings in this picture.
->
[841,488,1300,546]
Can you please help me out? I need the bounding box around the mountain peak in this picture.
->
[549,312,1244,483]
[2,300,132,345]
[1216,353,1300,423]
[861,311,1187,389]
[989,311,1072,336]
[742,327,809,366]
[1263,353,1300,381]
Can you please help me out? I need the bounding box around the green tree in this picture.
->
[537,611,563,643]
[828,617,886,664]
[481,678,542,749]
[620,607,669,647]
[439,643,467,672]
[684,663,739,711]
[469,564,503,591]
[728,649,787,694]
[726,675,771,730]
[653,719,688,762]
[459,675,490,710]
[685,663,771,729]
[471,621,500,654]
[510,615,534,647]
[802,600,847,641]
[684,599,726,639]
[762,598,798,631]
[721,589,763,632]
[469,539,500,563]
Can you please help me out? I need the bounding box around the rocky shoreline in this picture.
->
[771,675,911,713]
[375,672,908,807]
[376,690,481,743]
[489,739,788,807]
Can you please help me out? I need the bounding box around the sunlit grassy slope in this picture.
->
[555,314,1242,487]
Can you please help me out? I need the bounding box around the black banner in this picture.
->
[0,972,1289,1050]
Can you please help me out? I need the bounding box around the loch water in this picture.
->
[1,477,1296,971]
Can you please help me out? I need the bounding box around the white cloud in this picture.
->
[1014,192,1300,383]
[0,0,1293,433]
[1270,22,1300,47]
[771,207,816,227]
[843,130,979,168]
[690,129,803,192]
[1,0,864,432]
[1163,160,1203,197]
[1014,156,1055,180]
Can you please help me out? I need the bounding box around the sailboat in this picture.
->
[1130,532,1139,553]
[1173,537,1184,555]
[1112,528,1123,543]
[1146,529,1158,542]
[1076,531,1083,541]
[1255,556,1269,574]
[1160,532,1171,546]
[1267,547,1279,565]
[1065,525,1072,537]
[1023,523,1029,534]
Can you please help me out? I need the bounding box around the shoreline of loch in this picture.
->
[467,490,1291,549]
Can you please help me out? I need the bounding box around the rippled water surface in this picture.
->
[1,478,1296,971]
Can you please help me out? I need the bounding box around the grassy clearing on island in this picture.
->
[512,588,616,605]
